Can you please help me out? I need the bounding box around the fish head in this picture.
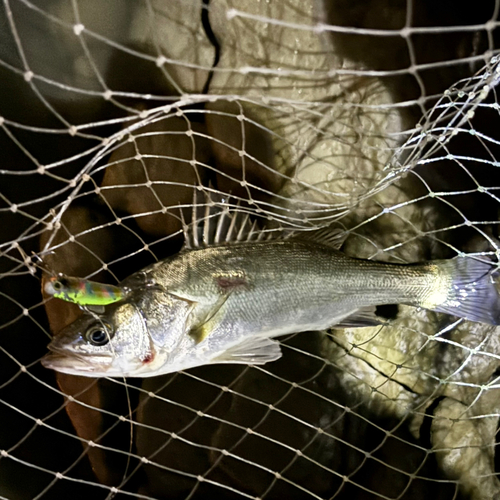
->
[41,289,197,377]
[41,299,155,376]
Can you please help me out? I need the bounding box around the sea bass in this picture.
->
[41,207,500,378]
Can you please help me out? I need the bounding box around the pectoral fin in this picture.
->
[213,336,282,365]
[334,306,383,328]
[189,294,231,343]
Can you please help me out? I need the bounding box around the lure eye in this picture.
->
[51,278,69,292]
[85,323,112,346]
[52,280,63,291]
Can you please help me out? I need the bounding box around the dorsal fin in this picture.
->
[181,190,275,250]
[290,226,348,250]
[180,190,347,251]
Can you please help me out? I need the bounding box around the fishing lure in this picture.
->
[14,245,126,307]
[44,275,126,306]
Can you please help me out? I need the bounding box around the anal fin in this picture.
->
[212,336,282,365]
[334,306,383,328]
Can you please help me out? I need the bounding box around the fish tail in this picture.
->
[426,257,500,325]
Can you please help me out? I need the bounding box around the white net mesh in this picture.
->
[2,0,500,499]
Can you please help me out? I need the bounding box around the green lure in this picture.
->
[44,275,125,306]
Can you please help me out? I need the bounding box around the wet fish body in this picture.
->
[42,210,500,378]
[147,241,456,339]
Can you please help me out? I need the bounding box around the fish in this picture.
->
[41,202,500,378]
[44,275,127,306]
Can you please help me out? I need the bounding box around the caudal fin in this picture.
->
[432,257,500,325]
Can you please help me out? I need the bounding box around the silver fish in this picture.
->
[41,206,500,378]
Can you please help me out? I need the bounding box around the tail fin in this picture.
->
[432,257,500,325]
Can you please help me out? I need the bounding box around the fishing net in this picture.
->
[2,0,500,499]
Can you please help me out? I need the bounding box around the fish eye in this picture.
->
[85,323,112,346]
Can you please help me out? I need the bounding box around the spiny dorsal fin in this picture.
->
[181,190,276,250]
[180,189,347,250]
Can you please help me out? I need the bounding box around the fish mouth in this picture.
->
[41,352,97,373]
[41,344,145,378]
[41,345,113,375]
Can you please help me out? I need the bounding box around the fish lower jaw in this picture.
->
[41,352,114,377]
